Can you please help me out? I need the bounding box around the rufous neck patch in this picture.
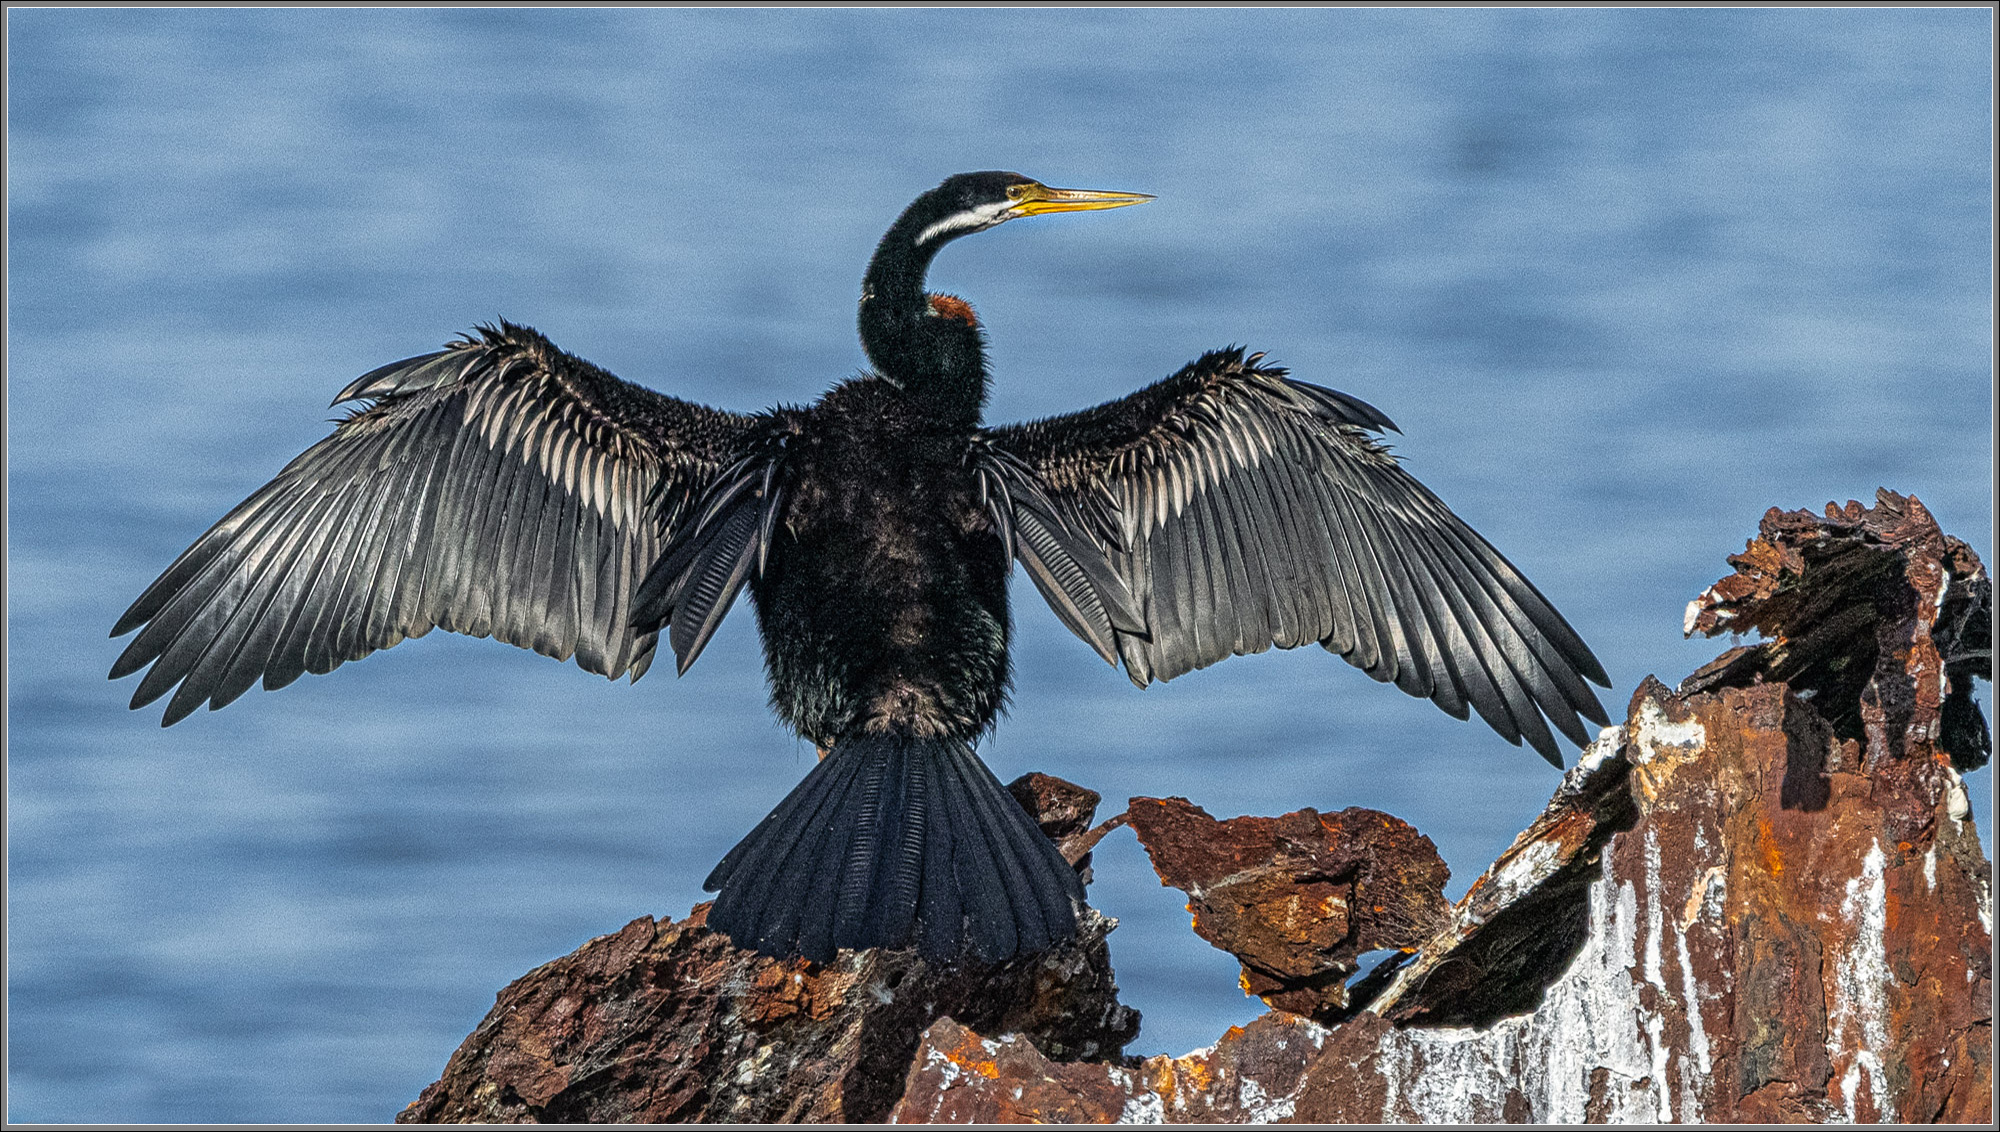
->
[926,293,978,327]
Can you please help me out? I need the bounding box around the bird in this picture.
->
[110,170,1611,966]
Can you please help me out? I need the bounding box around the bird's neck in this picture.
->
[858,226,989,428]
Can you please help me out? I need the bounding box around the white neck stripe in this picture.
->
[915,201,1012,249]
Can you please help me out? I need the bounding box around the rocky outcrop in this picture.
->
[405,490,1991,1124]
[396,777,1137,1124]
[1120,798,1452,1019]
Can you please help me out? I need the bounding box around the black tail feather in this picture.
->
[930,746,1019,960]
[704,734,1083,964]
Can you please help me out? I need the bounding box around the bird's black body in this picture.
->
[113,171,1611,966]
[750,382,1013,747]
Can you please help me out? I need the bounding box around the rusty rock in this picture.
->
[1008,772,1100,845]
[1007,772,1124,871]
[1281,491,1993,1122]
[891,1010,1331,1124]
[1125,797,1450,1017]
[1283,674,1992,1123]
[397,776,1138,1124]
[1683,488,1991,771]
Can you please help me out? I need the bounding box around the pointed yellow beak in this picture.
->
[1007,182,1154,218]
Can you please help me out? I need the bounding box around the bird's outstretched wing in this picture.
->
[984,348,1610,763]
[111,321,756,725]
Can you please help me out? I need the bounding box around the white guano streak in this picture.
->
[1371,854,1661,1123]
[1641,827,1674,1121]
[1666,819,1716,1121]
[1632,697,1707,761]
[1117,1091,1166,1124]
[1827,839,1893,1122]
[1236,1076,1296,1123]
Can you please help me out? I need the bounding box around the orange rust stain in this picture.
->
[1759,815,1785,877]
[927,293,978,326]
[943,1031,1002,1080]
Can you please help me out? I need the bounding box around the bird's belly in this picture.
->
[749,471,1011,747]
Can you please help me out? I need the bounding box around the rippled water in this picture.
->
[8,8,1992,1123]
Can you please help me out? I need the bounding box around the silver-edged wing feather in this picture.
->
[629,437,792,677]
[985,348,1610,764]
[111,321,755,725]
[970,438,1144,667]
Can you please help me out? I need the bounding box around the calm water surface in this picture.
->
[8,8,1992,1123]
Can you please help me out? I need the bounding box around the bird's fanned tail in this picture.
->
[703,733,1083,964]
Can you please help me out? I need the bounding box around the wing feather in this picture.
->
[987,348,1609,763]
[112,321,754,723]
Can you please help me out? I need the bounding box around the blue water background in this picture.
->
[8,8,1992,1123]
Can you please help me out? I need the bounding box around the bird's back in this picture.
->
[750,378,1014,748]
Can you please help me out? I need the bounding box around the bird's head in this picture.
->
[859,172,1151,422]
[905,171,1153,251]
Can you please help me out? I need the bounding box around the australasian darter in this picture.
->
[112,171,1611,965]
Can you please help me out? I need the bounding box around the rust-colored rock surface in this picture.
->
[1284,675,1989,1123]
[396,777,1138,1124]
[1682,488,1990,773]
[1006,772,1125,873]
[891,1011,1331,1124]
[1124,798,1451,1017]
[889,491,1992,1124]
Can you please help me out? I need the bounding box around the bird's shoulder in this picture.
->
[334,320,754,467]
[986,346,1397,486]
